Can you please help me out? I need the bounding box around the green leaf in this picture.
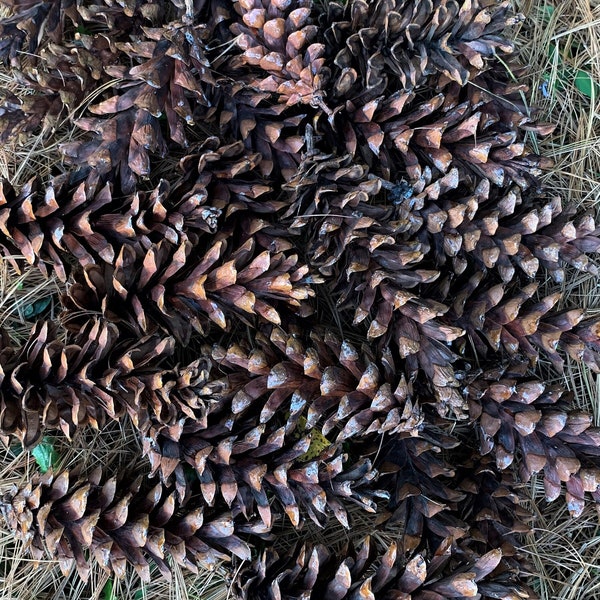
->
[133,590,144,600]
[102,579,115,600]
[548,43,560,61]
[31,437,59,473]
[541,4,554,21]
[574,69,598,98]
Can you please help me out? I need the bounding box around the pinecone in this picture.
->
[208,0,326,178]
[63,224,316,343]
[335,66,552,185]
[228,0,326,108]
[138,325,417,524]
[314,5,544,184]
[210,81,307,180]
[377,430,468,554]
[467,360,600,516]
[281,150,469,417]
[457,454,533,563]
[0,466,258,582]
[0,318,173,448]
[60,20,215,191]
[421,186,600,286]
[176,136,284,217]
[323,0,518,95]
[233,534,533,600]
[453,280,600,371]
[0,1,219,190]
[0,0,161,140]
[0,137,277,282]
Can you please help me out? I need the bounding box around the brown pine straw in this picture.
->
[1,0,600,598]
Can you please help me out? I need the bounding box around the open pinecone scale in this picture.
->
[0,1,599,599]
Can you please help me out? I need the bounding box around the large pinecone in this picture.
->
[62,226,315,342]
[233,535,534,600]
[0,137,278,281]
[467,360,600,517]
[0,466,259,582]
[138,324,417,524]
[323,0,518,94]
[0,318,173,447]
[60,20,215,191]
[0,0,219,190]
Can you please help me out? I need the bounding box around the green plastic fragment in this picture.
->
[544,5,554,19]
[23,297,52,319]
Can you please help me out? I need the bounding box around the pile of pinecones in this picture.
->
[0,1,599,598]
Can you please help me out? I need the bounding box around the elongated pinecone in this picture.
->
[457,454,533,563]
[0,319,173,447]
[228,0,326,108]
[63,225,315,343]
[381,434,463,551]
[209,0,324,178]
[467,360,600,516]
[0,137,279,281]
[138,324,417,524]
[0,466,260,582]
[329,65,553,187]
[423,187,600,286]
[452,280,600,371]
[0,1,218,189]
[0,0,162,140]
[233,535,534,600]
[60,21,215,191]
[323,0,518,96]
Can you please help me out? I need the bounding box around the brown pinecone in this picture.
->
[0,1,220,190]
[0,0,163,142]
[315,4,545,185]
[281,150,469,417]
[0,137,279,282]
[0,318,173,448]
[422,187,600,285]
[0,466,258,582]
[63,223,316,343]
[138,324,418,524]
[457,454,533,563]
[467,360,600,516]
[228,0,327,109]
[210,80,307,180]
[323,0,518,95]
[337,66,552,185]
[380,432,466,555]
[60,20,215,191]
[175,136,284,217]
[453,279,600,372]
[206,0,328,179]
[233,534,533,600]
